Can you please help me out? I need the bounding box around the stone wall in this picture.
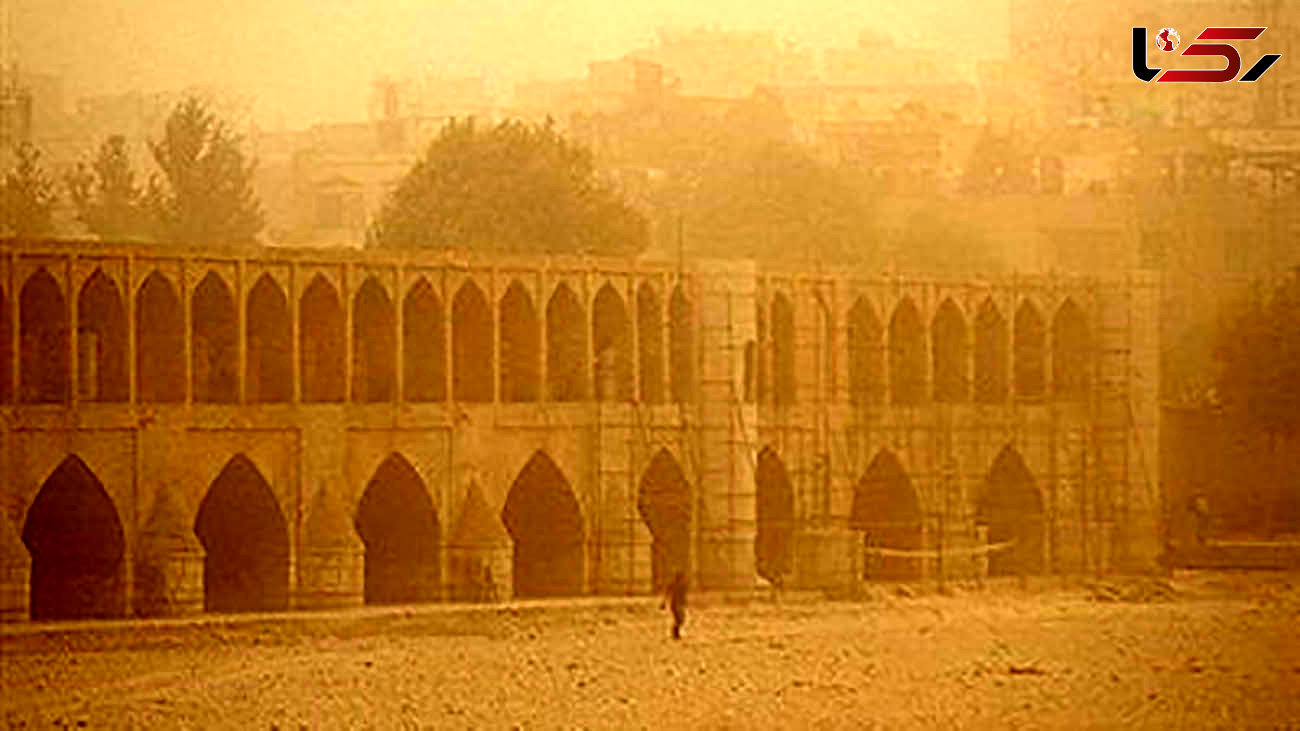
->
[0,238,1161,621]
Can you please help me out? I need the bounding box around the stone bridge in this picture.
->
[0,237,1162,622]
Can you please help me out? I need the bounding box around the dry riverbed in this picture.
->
[3,572,1299,729]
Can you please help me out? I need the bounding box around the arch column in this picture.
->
[290,264,300,403]
[538,272,549,403]
[236,260,246,403]
[490,271,499,405]
[443,277,453,403]
[342,265,353,404]
[67,258,79,407]
[183,261,193,404]
[128,255,139,403]
[394,267,405,403]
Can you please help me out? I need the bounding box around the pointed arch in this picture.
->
[637,449,691,590]
[848,296,883,406]
[403,278,444,403]
[851,450,922,581]
[669,285,694,404]
[136,271,185,402]
[771,293,796,406]
[502,451,585,597]
[300,274,345,403]
[20,268,69,404]
[1052,298,1089,399]
[195,455,290,612]
[452,280,493,402]
[355,454,441,604]
[981,447,1045,576]
[755,447,794,585]
[247,274,291,403]
[77,269,127,402]
[637,283,664,404]
[499,280,540,402]
[932,298,968,403]
[547,284,587,402]
[593,283,632,402]
[1013,300,1046,400]
[22,456,126,619]
[192,271,237,403]
[352,277,396,402]
[889,297,925,406]
[974,298,1008,404]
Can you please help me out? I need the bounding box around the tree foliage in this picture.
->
[370,118,648,255]
[683,139,877,265]
[147,97,264,246]
[890,203,1005,275]
[67,135,151,240]
[1,142,57,237]
[1215,269,1300,442]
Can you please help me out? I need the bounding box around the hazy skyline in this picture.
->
[13,0,1010,129]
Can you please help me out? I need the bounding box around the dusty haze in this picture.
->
[14,0,1008,127]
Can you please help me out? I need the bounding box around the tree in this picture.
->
[683,138,877,265]
[67,135,150,240]
[890,203,1006,275]
[1,142,57,237]
[147,97,264,246]
[369,117,648,255]
[1214,269,1300,534]
[1216,270,1300,441]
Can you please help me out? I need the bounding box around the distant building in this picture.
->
[628,28,792,99]
[254,75,504,247]
[0,69,33,169]
[254,116,449,248]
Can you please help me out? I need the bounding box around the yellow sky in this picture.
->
[15,0,1011,128]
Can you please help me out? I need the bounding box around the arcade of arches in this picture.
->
[5,440,1064,621]
[0,243,1161,622]
[0,265,1097,410]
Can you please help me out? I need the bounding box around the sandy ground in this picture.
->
[2,572,1299,730]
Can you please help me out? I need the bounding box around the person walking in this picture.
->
[660,570,688,640]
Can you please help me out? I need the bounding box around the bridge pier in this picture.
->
[695,262,759,590]
[133,487,205,618]
[295,486,365,610]
[0,515,30,622]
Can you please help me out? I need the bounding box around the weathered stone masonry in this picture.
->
[0,238,1161,621]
